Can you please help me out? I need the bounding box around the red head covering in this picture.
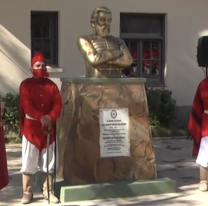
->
[31,52,49,78]
[32,52,46,66]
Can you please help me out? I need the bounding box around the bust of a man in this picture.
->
[77,6,133,78]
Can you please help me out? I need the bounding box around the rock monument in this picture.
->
[56,6,157,185]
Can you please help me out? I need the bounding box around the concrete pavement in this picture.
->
[1,138,208,206]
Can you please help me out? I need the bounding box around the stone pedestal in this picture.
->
[56,77,157,185]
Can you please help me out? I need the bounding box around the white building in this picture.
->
[0,0,207,110]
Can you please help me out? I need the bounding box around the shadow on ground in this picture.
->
[154,138,198,193]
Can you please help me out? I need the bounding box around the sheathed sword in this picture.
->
[42,126,51,205]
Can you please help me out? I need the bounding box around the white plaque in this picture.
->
[99,108,130,157]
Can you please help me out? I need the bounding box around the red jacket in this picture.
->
[19,77,62,150]
[188,77,208,157]
[0,101,9,190]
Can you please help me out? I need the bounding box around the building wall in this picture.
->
[0,0,207,106]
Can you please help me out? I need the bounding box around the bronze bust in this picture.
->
[77,6,133,78]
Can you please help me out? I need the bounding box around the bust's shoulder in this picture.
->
[108,35,124,42]
[77,35,94,44]
[108,35,119,39]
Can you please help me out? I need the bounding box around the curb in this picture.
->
[153,136,191,140]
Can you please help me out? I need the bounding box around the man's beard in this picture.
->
[98,26,110,37]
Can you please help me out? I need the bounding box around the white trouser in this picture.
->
[196,136,208,167]
[20,135,59,174]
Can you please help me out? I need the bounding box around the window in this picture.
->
[31,11,58,65]
[120,13,165,85]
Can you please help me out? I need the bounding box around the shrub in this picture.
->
[146,88,177,130]
[1,93,20,143]
[0,89,178,142]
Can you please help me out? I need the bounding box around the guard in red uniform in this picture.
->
[0,98,9,191]
[19,52,62,204]
[188,76,208,192]
[143,48,159,75]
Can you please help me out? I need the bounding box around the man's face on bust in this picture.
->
[94,12,112,38]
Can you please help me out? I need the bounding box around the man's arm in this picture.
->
[19,106,25,137]
[77,37,121,67]
[19,81,44,120]
[108,39,133,68]
[188,83,203,140]
[48,85,62,124]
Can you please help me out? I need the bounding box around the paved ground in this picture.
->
[1,138,208,206]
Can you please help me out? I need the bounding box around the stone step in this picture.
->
[35,172,176,203]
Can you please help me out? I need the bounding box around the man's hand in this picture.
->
[41,115,52,129]
[109,49,123,59]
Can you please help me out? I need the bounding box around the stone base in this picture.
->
[57,77,157,184]
[35,172,176,203]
